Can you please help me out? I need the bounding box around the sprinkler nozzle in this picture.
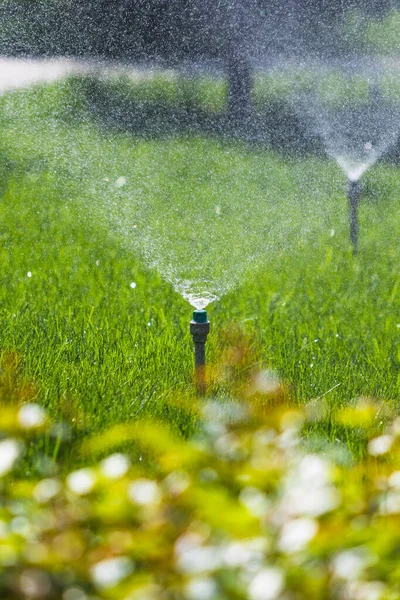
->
[348,180,361,253]
[190,310,210,395]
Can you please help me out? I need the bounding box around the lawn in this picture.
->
[1,76,400,459]
[2,70,400,599]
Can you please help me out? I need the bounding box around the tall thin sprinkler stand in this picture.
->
[190,310,210,396]
[348,180,361,253]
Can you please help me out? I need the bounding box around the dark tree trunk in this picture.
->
[226,53,252,127]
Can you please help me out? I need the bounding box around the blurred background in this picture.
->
[0,0,399,130]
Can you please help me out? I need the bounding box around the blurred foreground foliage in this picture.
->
[1,354,400,599]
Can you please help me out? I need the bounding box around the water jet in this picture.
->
[190,309,210,396]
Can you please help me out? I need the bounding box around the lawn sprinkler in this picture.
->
[348,179,361,253]
[190,309,210,395]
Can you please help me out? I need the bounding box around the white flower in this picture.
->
[248,568,284,600]
[0,439,21,476]
[128,479,161,505]
[91,556,133,589]
[33,478,61,503]
[368,435,393,456]
[176,546,221,575]
[175,533,221,575]
[62,587,87,600]
[66,469,96,495]
[185,577,218,600]
[100,454,129,480]
[240,487,270,518]
[332,548,371,581]
[251,370,281,395]
[222,539,267,572]
[280,455,340,517]
[19,569,51,598]
[18,404,46,429]
[279,518,318,553]
[163,470,190,496]
[10,516,33,538]
[223,542,252,568]
[389,471,400,488]
[343,580,386,600]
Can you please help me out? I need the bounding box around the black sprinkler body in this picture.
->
[190,309,210,395]
[348,179,361,253]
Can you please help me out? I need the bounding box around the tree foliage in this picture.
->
[0,0,396,58]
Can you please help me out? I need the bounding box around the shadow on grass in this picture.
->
[0,145,19,196]
[61,75,323,157]
[65,74,400,163]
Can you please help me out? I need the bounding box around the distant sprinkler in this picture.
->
[348,179,361,253]
[190,309,210,395]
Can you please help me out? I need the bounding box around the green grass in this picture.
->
[1,78,400,458]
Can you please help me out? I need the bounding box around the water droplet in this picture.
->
[115,176,127,188]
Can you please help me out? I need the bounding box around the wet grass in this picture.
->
[1,79,400,458]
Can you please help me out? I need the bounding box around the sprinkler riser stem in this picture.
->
[190,318,210,396]
[348,180,361,253]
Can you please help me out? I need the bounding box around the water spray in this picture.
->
[348,180,361,253]
[190,309,210,395]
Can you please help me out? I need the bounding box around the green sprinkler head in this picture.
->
[192,309,209,324]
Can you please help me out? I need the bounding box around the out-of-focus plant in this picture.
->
[2,358,400,599]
